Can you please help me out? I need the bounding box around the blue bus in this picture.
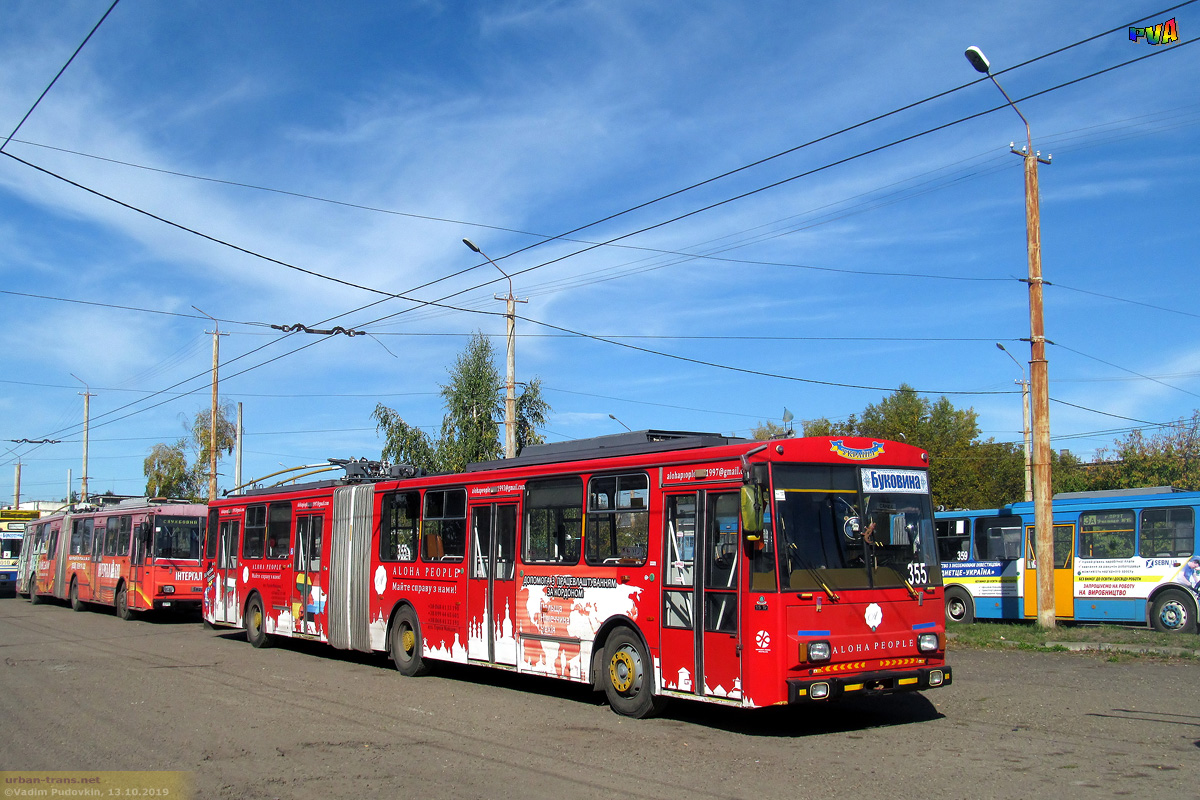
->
[936,487,1200,633]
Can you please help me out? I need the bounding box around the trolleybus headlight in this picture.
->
[928,670,944,687]
[809,682,831,699]
[917,633,939,652]
[162,585,175,594]
[806,641,831,662]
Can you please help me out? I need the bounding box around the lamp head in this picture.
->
[995,342,1006,352]
[462,238,482,254]
[965,46,991,75]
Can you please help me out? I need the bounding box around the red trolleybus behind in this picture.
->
[203,431,951,717]
[26,499,207,618]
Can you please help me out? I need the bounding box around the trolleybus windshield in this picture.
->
[772,464,940,591]
[153,515,203,560]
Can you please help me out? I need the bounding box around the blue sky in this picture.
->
[1,0,1197,503]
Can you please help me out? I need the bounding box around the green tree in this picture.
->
[143,439,197,498]
[1078,411,1200,491]
[802,385,1028,510]
[143,404,238,500]
[751,421,790,441]
[190,404,238,493]
[375,331,551,472]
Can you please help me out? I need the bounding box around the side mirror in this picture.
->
[740,484,764,540]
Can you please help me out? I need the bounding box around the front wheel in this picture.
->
[603,628,668,719]
[390,606,430,677]
[1150,589,1197,634]
[945,587,974,624]
[115,584,134,620]
[245,595,271,648]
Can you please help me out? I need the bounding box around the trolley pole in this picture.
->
[463,238,527,458]
[968,47,1054,627]
[71,373,93,503]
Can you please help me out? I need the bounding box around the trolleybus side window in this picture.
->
[523,477,582,565]
[936,518,971,561]
[205,510,220,560]
[72,518,93,556]
[584,472,649,566]
[422,488,466,562]
[243,505,267,559]
[974,516,1022,560]
[1080,510,1135,559]
[1138,507,1194,558]
[380,491,420,562]
[295,515,323,571]
[266,503,292,560]
[104,516,123,556]
[47,528,59,559]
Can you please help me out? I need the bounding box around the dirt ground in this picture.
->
[0,597,1196,799]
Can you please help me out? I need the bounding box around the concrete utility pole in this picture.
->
[194,307,228,502]
[462,239,528,458]
[967,46,1055,628]
[70,373,93,503]
[997,343,1033,502]
[13,460,20,507]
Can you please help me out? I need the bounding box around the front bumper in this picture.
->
[788,665,952,702]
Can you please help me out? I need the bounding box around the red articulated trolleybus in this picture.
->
[24,499,207,618]
[203,431,951,717]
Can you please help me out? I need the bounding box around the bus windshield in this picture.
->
[1,536,21,559]
[772,464,941,591]
[153,515,203,561]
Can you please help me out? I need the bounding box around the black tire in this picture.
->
[245,594,271,648]
[69,578,85,612]
[29,584,42,605]
[390,606,430,677]
[945,587,974,624]
[1150,589,1197,634]
[115,584,134,620]
[602,628,668,719]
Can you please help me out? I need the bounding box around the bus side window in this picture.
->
[422,489,465,562]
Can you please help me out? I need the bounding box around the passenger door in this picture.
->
[215,518,241,624]
[291,514,325,636]
[1023,522,1076,619]
[467,503,518,665]
[659,491,742,700]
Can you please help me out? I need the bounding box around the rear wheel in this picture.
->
[69,578,84,612]
[1150,589,1197,634]
[603,628,668,719]
[115,584,133,620]
[29,584,42,605]
[390,606,429,676]
[245,595,271,648]
[945,587,974,624]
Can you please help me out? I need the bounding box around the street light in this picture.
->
[608,414,632,432]
[996,343,1032,502]
[967,46,1055,628]
[463,238,526,458]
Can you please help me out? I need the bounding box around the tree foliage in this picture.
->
[375,331,551,473]
[1071,410,1200,492]
[751,420,790,441]
[143,439,196,499]
[143,404,238,499]
[801,385,1025,509]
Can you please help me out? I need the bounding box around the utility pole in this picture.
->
[462,238,528,458]
[968,47,1054,628]
[194,307,228,502]
[997,343,1033,502]
[71,373,93,503]
[235,402,243,492]
[13,460,20,507]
